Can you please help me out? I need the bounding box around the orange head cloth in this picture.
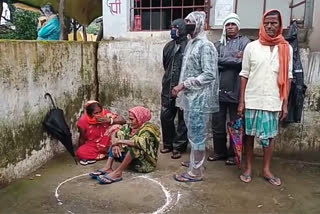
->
[84,100,108,125]
[259,9,290,101]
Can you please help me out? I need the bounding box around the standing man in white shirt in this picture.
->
[238,9,293,186]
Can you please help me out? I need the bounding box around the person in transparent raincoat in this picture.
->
[172,11,219,182]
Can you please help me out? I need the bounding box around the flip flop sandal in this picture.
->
[174,173,203,183]
[89,170,107,179]
[207,155,227,162]
[160,148,172,154]
[171,150,182,159]
[240,173,252,183]
[225,158,236,166]
[264,176,282,186]
[97,174,123,185]
[181,161,189,167]
[87,160,97,164]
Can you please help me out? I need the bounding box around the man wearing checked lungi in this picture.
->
[237,9,293,186]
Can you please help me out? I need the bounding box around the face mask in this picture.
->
[185,24,196,35]
[170,29,179,40]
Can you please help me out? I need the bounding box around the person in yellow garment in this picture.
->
[89,106,161,185]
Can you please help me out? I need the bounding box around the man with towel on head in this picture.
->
[238,10,293,186]
[208,13,250,165]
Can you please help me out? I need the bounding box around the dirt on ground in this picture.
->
[0,152,320,214]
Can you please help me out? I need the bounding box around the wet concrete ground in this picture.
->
[0,152,320,214]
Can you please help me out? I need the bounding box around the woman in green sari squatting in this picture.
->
[89,106,160,184]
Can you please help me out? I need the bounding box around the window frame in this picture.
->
[130,0,211,31]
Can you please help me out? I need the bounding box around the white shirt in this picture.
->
[239,40,293,111]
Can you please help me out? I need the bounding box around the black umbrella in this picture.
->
[43,93,77,164]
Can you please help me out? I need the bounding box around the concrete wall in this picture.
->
[1,37,320,186]
[97,39,165,124]
[274,49,320,162]
[0,41,97,187]
[308,0,320,51]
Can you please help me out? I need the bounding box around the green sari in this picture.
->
[116,122,160,173]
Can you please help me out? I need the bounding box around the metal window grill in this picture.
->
[131,0,211,31]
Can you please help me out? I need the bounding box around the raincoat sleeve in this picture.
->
[38,18,60,39]
[183,44,218,90]
[163,44,169,70]
[239,43,252,78]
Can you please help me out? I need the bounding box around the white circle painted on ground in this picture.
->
[54,173,181,214]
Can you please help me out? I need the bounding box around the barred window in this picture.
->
[131,0,210,31]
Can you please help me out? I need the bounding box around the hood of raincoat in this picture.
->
[171,18,187,43]
[185,11,206,40]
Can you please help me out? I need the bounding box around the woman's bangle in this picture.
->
[110,117,114,125]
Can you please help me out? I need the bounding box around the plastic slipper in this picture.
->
[174,173,203,183]
[264,176,281,186]
[181,161,189,167]
[97,174,123,185]
[171,150,182,159]
[240,173,252,183]
[89,170,107,179]
[207,154,227,162]
[225,157,236,166]
[160,148,172,154]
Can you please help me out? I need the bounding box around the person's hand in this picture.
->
[235,51,243,58]
[97,143,108,152]
[279,103,288,121]
[97,116,110,124]
[111,136,120,145]
[237,102,245,117]
[112,145,121,158]
[172,83,185,97]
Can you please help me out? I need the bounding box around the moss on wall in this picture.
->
[0,85,91,169]
[0,115,46,168]
[0,41,98,171]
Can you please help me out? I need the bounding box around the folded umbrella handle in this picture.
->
[44,92,57,109]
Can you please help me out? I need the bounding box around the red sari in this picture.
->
[76,109,120,160]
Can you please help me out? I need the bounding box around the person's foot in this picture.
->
[171,150,182,159]
[239,167,252,183]
[97,173,123,185]
[181,161,189,167]
[239,173,252,183]
[207,154,227,161]
[263,170,281,186]
[99,171,122,183]
[225,157,236,166]
[160,148,172,153]
[89,168,113,176]
[174,173,203,182]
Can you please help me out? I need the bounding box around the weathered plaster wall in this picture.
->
[273,49,320,162]
[98,38,320,162]
[1,36,319,187]
[308,0,320,51]
[0,41,97,187]
[97,40,165,124]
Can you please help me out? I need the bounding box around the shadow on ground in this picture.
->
[0,152,320,214]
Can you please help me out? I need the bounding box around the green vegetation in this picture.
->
[0,7,40,40]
